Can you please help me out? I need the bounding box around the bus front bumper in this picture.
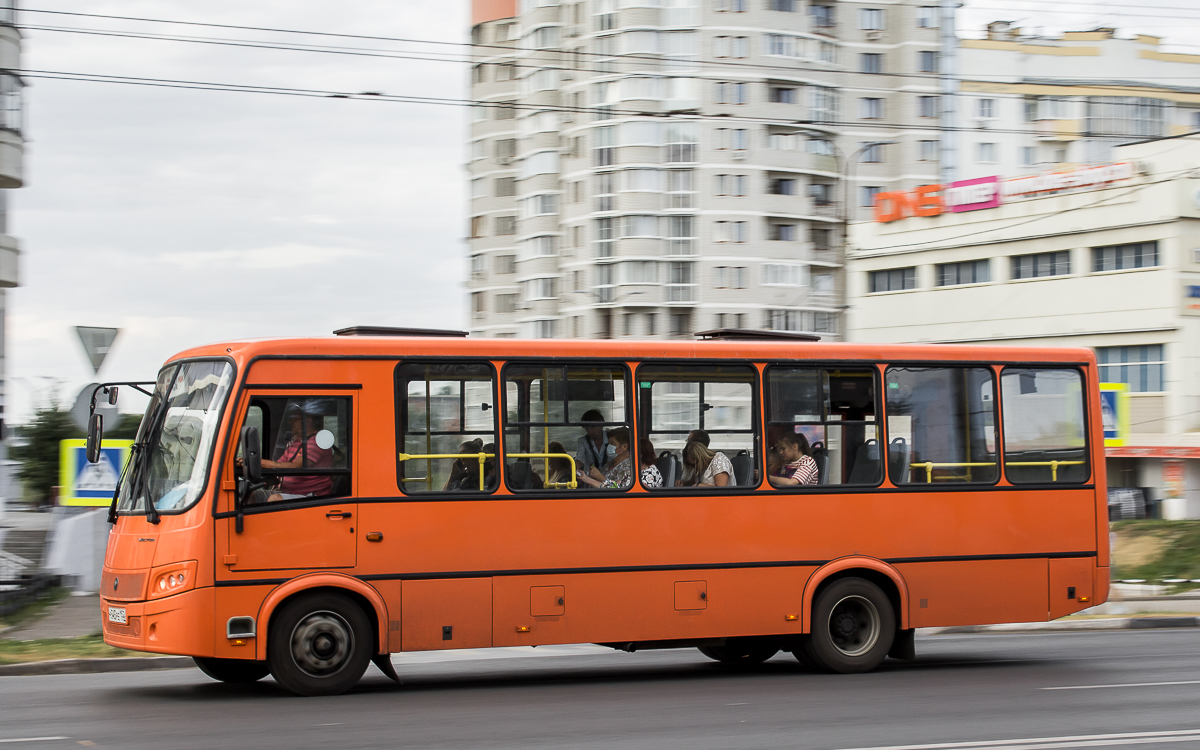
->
[100,587,215,657]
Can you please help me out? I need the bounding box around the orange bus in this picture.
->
[95,328,1109,695]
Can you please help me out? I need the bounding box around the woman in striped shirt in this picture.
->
[769,432,819,487]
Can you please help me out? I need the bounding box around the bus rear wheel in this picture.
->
[268,591,372,696]
[808,578,895,674]
[698,638,779,666]
[193,656,270,684]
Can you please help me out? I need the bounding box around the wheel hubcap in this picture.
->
[290,611,354,678]
[827,595,880,657]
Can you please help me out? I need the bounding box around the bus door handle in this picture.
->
[326,511,352,520]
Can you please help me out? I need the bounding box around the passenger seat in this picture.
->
[810,441,830,485]
[655,451,677,487]
[846,439,881,485]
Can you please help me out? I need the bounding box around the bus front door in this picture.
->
[224,390,358,572]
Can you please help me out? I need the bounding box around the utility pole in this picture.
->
[939,0,961,184]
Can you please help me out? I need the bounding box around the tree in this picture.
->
[11,400,84,505]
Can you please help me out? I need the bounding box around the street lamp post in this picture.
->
[794,126,897,340]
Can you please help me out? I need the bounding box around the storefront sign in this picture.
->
[946,175,1001,213]
[1184,283,1200,316]
[872,162,1137,223]
[1163,459,1186,499]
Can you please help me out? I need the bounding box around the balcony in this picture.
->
[1035,118,1082,142]
[665,284,696,304]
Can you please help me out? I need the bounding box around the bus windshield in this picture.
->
[118,360,234,514]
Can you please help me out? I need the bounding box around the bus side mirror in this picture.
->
[107,386,119,405]
[86,413,104,464]
[240,425,262,483]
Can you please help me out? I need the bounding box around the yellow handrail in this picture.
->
[397,452,495,491]
[1006,460,1086,482]
[910,461,996,484]
[396,451,579,490]
[508,453,579,489]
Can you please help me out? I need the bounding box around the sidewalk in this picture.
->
[1,594,101,640]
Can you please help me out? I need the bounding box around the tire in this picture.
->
[698,637,779,666]
[193,656,270,684]
[808,578,895,674]
[267,591,373,696]
[790,635,818,669]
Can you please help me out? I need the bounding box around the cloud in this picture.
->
[8,0,470,421]
[156,243,376,270]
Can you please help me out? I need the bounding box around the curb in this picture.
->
[926,616,1200,635]
[0,656,194,677]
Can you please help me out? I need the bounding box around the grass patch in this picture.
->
[1112,520,1200,592]
[0,586,68,632]
[0,634,158,665]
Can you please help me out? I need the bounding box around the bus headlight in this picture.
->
[148,561,198,600]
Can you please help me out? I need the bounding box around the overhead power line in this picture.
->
[22,67,1199,141]
[22,23,1200,85]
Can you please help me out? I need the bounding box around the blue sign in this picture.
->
[59,439,133,506]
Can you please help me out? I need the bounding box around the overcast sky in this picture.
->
[7,1,1200,422]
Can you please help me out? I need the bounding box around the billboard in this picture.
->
[58,439,133,507]
[1098,383,1130,448]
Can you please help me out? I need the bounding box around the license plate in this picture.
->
[108,607,127,625]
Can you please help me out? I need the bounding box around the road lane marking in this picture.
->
[0,740,70,745]
[1042,680,1200,691]
[833,729,1200,750]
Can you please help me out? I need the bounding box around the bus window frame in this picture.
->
[393,358,501,497]
[882,362,1003,489]
[632,360,764,492]
[762,362,884,491]
[998,364,1092,486]
[499,359,634,495]
[216,383,360,518]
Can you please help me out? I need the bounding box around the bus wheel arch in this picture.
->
[802,559,909,633]
[256,575,388,663]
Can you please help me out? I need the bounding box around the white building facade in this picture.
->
[847,135,1200,518]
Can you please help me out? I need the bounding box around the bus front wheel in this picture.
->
[698,638,778,666]
[267,591,373,696]
[808,578,895,674]
[193,656,270,684]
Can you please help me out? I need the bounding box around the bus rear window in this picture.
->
[885,367,998,485]
[1001,368,1089,484]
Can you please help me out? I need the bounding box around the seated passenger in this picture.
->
[770,433,819,487]
[638,438,663,489]
[254,401,335,503]
[545,441,575,488]
[443,438,486,491]
[682,441,735,487]
[686,429,710,448]
[575,409,610,476]
[578,427,633,489]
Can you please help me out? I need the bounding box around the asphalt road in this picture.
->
[4,629,1200,750]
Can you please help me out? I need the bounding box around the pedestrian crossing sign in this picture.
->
[59,438,134,507]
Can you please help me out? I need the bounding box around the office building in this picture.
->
[847,135,1200,518]
[0,1,21,515]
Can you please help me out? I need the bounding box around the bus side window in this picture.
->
[637,364,759,489]
[765,366,881,487]
[885,367,998,485]
[396,362,497,493]
[1001,368,1089,484]
[243,396,352,505]
[502,363,629,491]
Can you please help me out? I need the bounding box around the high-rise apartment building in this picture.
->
[466,0,945,339]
